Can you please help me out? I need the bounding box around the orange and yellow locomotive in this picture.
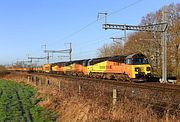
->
[10,53,152,81]
[41,53,152,81]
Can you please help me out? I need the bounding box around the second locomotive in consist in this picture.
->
[33,53,152,81]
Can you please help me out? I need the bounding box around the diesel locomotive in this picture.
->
[31,53,152,81]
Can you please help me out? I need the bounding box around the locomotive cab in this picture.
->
[125,53,152,80]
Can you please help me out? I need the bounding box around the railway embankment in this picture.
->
[1,72,180,121]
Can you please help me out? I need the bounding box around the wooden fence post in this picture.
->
[47,79,50,86]
[78,84,81,94]
[42,77,45,86]
[166,109,169,122]
[39,77,42,86]
[113,88,117,105]
[35,76,38,86]
[27,76,30,83]
[31,76,34,82]
[58,81,61,91]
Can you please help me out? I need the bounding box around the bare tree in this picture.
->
[97,42,123,57]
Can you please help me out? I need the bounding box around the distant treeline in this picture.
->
[0,65,6,71]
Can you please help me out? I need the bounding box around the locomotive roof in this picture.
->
[48,53,147,66]
[71,59,90,63]
[90,56,109,63]
[108,55,127,61]
[51,62,66,66]
[126,53,147,59]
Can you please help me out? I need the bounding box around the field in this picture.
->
[0,80,56,122]
[1,72,180,121]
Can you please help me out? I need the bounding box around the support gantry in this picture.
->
[103,21,168,83]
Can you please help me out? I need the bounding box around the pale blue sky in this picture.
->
[0,0,178,65]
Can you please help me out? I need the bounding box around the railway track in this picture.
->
[27,72,180,93]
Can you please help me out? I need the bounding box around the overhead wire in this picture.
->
[61,0,145,58]
[72,31,122,59]
[76,31,119,49]
[72,32,122,59]
[108,0,144,16]
[61,0,145,42]
[73,51,97,59]
[54,0,145,61]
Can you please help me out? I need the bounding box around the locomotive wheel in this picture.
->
[116,74,130,82]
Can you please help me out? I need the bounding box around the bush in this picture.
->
[0,65,6,71]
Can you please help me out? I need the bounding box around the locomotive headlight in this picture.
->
[146,67,151,71]
[135,67,140,72]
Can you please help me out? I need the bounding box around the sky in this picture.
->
[0,0,178,65]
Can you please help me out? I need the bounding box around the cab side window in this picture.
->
[125,58,132,64]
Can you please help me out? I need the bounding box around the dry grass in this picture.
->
[1,73,180,122]
[38,91,178,122]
